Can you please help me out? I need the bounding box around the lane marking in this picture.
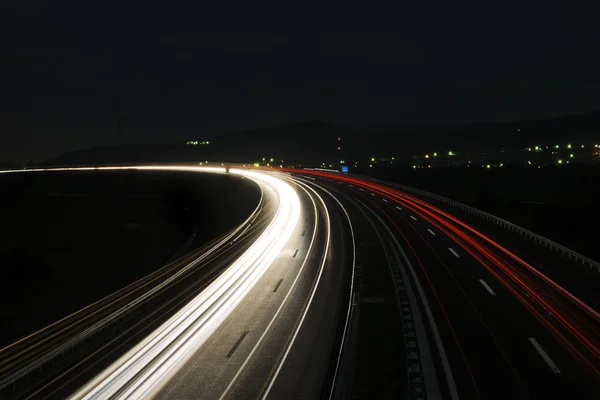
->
[357,200,452,399]
[528,338,561,374]
[427,229,436,236]
[310,183,357,400]
[226,331,249,358]
[348,184,353,187]
[382,198,388,202]
[293,249,299,258]
[359,188,364,192]
[370,193,376,196]
[261,181,333,399]
[395,206,402,211]
[273,279,284,293]
[219,179,321,400]
[304,176,315,180]
[479,279,496,296]
[410,216,418,221]
[0,176,267,395]
[448,248,460,258]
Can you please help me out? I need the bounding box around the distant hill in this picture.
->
[46,144,213,166]
[206,120,343,165]
[46,121,343,167]
[46,111,600,166]
[342,110,600,157]
[0,161,17,169]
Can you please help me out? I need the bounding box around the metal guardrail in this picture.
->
[361,176,600,275]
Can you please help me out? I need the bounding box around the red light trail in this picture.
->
[285,168,600,381]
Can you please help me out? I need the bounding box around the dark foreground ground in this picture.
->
[366,165,600,262]
[0,170,260,347]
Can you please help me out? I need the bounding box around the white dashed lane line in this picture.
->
[396,206,402,211]
[382,198,388,202]
[479,279,496,296]
[529,338,561,374]
[427,229,436,236]
[410,216,418,221]
[448,248,460,258]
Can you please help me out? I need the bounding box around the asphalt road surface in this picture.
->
[1,165,598,400]
[0,167,280,399]
[293,169,600,400]
[154,174,353,400]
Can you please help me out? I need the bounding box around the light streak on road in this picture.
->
[0,166,228,175]
[65,167,300,399]
[0,165,301,399]
[0,183,267,395]
[284,168,600,378]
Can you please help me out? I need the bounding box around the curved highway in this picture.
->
[0,165,598,399]
[289,169,600,400]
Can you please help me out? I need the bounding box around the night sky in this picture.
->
[1,1,599,162]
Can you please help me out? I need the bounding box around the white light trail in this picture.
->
[67,167,300,399]
[0,165,228,175]
[0,165,300,399]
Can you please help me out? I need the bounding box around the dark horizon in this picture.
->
[4,108,600,165]
[2,1,600,162]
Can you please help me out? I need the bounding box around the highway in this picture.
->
[0,167,311,399]
[289,169,600,399]
[0,166,356,400]
[153,174,353,400]
[0,165,598,399]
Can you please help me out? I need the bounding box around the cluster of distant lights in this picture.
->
[186,140,210,145]
[524,142,600,165]
[527,143,600,151]
[249,141,600,171]
[253,157,286,168]
[407,143,600,169]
